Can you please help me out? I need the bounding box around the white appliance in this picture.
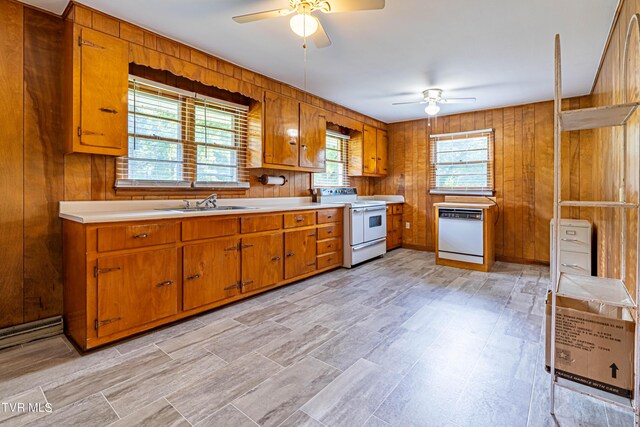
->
[437,208,484,264]
[316,188,387,268]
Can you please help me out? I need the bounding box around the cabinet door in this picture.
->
[183,237,241,311]
[241,233,284,293]
[284,229,317,280]
[263,91,299,167]
[363,124,378,174]
[299,103,326,170]
[96,248,178,337]
[77,27,129,155]
[376,129,388,175]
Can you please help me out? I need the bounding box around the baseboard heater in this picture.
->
[0,316,63,350]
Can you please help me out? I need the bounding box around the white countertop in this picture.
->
[433,202,495,209]
[59,197,346,224]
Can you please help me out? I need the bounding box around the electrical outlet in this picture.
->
[405,222,411,229]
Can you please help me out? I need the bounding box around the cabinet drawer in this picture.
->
[559,251,591,275]
[182,217,239,242]
[284,211,316,228]
[392,204,403,215]
[97,222,177,252]
[241,214,283,233]
[318,224,342,240]
[317,252,342,269]
[559,225,590,253]
[317,238,342,255]
[317,209,343,224]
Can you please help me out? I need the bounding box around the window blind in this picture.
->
[314,131,350,187]
[116,77,250,189]
[429,129,494,195]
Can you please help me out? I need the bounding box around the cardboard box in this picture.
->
[545,291,635,398]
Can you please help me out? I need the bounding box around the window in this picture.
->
[429,129,494,195]
[314,131,350,187]
[116,77,249,189]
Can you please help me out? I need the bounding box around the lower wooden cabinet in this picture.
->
[63,208,343,350]
[285,229,317,279]
[241,233,284,293]
[183,237,241,311]
[96,248,178,337]
[386,203,403,250]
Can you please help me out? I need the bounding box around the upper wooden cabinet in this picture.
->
[66,25,129,156]
[349,125,388,177]
[299,103,327,170]
[258,91,327,172]
[263,90,299,167]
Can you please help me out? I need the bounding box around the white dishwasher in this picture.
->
[438,208,484,264]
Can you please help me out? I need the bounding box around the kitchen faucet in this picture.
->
[190,193,218,209]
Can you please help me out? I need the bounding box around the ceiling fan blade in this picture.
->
[392,100,427,106]
[232,8,292,23]
[442,97,476,104]
[310,18,332,48]
[323,0,385,13]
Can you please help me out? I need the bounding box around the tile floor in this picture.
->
[0,249,632,426]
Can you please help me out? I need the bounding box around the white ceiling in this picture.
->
[22,0,618,123]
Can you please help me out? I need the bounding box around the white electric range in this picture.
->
[316,188,387,268]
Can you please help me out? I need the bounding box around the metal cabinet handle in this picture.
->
[327,215,333,219]
[157,280,174,288]
[286,252,295,257]
[307,262,316,267]
[296,217,305,222]
[186,274,201,281]
[241,244,254,249]
[242,280,254,286]
[224,282,240,290]
[327,244,333,248]
[225,245,239,251]
[289,140,297,145]
[100,107,118,114]
[561,238,581,242]
[371,157,376,160]
[309,233,316,237]
[133,233,149,239]
[561,263,584,269]
[327,230,333,234]
[301,144,307,150]
[271,256,281,261]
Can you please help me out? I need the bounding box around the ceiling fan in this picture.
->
[393,89,476,116]
[232,0,386,48]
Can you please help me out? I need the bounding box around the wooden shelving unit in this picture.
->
[550,21,640,426]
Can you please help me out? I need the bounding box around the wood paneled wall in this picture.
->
[588,0,640,286]
[372,101,577,264]
[0,0,374,328]
[0,2,65,328]
[62,2,378,203]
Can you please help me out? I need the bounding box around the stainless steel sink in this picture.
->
[158,206,257,212]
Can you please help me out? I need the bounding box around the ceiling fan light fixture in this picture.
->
[289,13,318,37]
[425,102,440,116]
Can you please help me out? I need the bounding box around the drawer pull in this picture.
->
[286,252,295,257]
[271,256,281,261]
[289,141,297,145]
[94,266,121,277]
[327,230,333,234]
[99,107,118,114]
[307,262,317,267]
[133,233,149,239]
[327,244,333,248]
[186,274,201,281]
[157,280,174,288]
[327,215,333,219]
[309,233,316,237]
[561,238,582,243]
[296,217,305,222]
[561,263,584,269]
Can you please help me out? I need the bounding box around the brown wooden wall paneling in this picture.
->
[22,8,65,322]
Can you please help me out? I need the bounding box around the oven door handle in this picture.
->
[352,238,386,251]
[364,207,386,212]
[352,208,365,213]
